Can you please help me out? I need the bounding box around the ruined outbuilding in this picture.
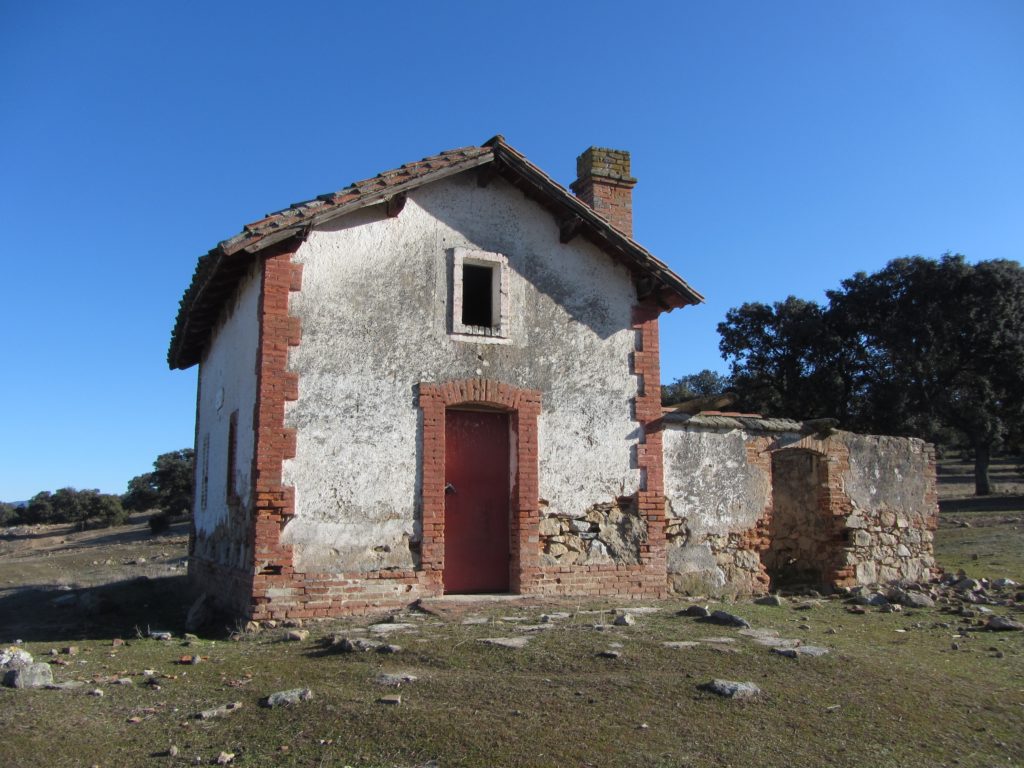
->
[662,412,939,597]
[169,136,938,621]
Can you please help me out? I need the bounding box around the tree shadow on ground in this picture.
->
[939,495,1024,514]
[0,574,193,643]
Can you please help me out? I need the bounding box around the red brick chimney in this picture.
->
[570,146,637,238]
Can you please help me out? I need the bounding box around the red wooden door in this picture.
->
[444,409,510,593]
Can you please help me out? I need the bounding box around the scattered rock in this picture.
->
[243,621,261,634]
[984,616,1024,632]
[697,611,751,628]
[853,592,890,607]
[613,613,635,627]
[678,605,710,618]
[597,649,621,659]
[89,688,104,697]
[846,605,867,615]
[376,672,418,686]
[662,641,700,650]
[699,679,761,700]
[378,694,402,705]
[329,636,381,653]
[4,663,53,689]
[750,636,802,649]
[368,623,417,635]
[772,645,830,658]
[954,577,983,593]
[148,630,173,641]
[216,752,235,765]
[738,628,778,639]
[261,688,313,708]
[285,629,309,642]
[754,595,784,607]
[887,588,935,609]
[0,646,33,673]
[377,644,403,654]
[111,638,125,647]
[461,617,489,625]
[196,702,242,720]
[167,746,179,758]
[479,637,529,649]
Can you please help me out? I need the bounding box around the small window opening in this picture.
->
[451,247,509,342]
[462,264,493,327]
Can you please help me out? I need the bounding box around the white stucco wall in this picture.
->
[194,263,261,552]
[281,173,641,572]
[661,426,771,591]
[663,427,769,535]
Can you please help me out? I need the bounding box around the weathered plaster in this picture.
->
[662,427,770,594]
[843,434,932,520]
[193,262,261,566]
[281,173,640,573]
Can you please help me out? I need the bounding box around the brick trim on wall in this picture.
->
[247,243,303,619]
[507,307,671,599]
[418,378,542,593]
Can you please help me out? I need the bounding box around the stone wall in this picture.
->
[836,434,939,586]
[662,414,939,595]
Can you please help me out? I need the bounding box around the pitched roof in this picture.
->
[168,135,703,369]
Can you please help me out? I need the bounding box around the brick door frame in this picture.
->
[418,379,541,593]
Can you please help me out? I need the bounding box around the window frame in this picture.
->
[451,247,510,343]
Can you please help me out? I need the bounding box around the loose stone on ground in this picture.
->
[699,679,762,700]
[197,702,243,720]
[697,610,751,628]
[772,645,831,658]
[479,637,530,649]
[261,688,313,708]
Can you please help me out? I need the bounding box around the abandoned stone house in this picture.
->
[168,136,938,621]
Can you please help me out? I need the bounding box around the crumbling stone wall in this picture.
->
[539,497,646,566]
[662,414,939,595]
[833,434,939,586]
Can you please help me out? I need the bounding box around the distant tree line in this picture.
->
[0,449,194,530]
[663,255,1024,496]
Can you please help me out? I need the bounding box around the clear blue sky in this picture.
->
[1,1,1021,500]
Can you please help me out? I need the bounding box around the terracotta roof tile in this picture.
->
[168,137,701,369]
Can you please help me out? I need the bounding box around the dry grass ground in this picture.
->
[0,459,1021,768]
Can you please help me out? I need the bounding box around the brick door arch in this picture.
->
[418,379,541,593]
